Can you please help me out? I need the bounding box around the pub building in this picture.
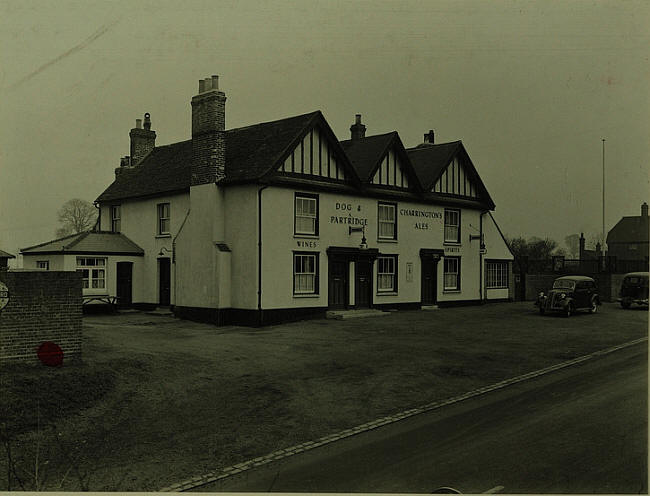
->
[21,75,513,325]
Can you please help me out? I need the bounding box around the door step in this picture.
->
[326,309,390,320]
[145,307,174,316]
[421,305,439,311]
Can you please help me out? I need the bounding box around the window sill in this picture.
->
[486,286,508,290]
[156,234,172,239]
[377,291,398,296]
[293,234,319,239]
[377,239,398,243]
[443,242,461,246]
[443,289,461,293]
[293,294,320,298]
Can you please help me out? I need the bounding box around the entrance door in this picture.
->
[158,258,171,306]
[328,260,348,309]
[116,262,133,307]
[355,260,371,308]
[421,259,437,305]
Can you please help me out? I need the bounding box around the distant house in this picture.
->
[0,250,15,269]
[606,203,649,261]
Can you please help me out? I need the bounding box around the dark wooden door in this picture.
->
[116,262,133,307]
[159,258,171,306]
[421,259,437,305]
[355,260,371,308]
[328,260,348,309]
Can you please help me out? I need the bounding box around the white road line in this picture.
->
[483,484,505,493]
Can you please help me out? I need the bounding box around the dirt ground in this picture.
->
[0,302,647,491]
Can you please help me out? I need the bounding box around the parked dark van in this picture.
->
[618,272,649,309]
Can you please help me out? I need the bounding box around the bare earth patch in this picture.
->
[0,302,647,490]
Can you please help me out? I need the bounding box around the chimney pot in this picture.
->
[642,202,648,216]
[136,119,142,129]
[204,77,212,91]
[355,114,362,124]
[211,75,219,90]
[143,112,151,130]
[424,129,435,144]
[199,79,205,93]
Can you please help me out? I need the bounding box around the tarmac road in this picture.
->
[200,342,648,494]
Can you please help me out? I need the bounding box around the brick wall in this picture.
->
[0,271,82,364]
[191,90,226,185]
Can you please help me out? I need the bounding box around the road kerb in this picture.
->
[159,336,647,492]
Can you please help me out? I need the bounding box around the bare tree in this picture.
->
[564,234,580,258]
[55,199,97,238]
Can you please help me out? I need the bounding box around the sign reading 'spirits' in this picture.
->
[0,281,9,311]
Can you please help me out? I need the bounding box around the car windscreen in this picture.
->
[625,276,648,286]
[552,279,576,290]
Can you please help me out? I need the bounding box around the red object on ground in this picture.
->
[37,341,64,366]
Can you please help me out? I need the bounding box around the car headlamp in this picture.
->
[538,292,545,298]
[560,293,566,299]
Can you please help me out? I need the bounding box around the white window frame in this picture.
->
[76,257,107,292]
[111,205,121,233]
[378,202,397,240]
[157,203,170,235]
[444,256,460,291]
[294,194,318,236]
[486,261,509,289]
[377,255,397,293]
[36,261,49,270]
[444,209,460,243]
[293,252,318,295]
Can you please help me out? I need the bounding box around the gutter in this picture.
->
[257,185,269,324]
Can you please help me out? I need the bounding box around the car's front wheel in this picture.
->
[589,299,598,313]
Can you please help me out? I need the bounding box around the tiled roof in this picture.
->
[340,133,397,182]
[406,141,461,189]
[225,111,321,183]
[96,111,321,201]
[97,140,192,202]
[0,249,15,259]
[21,231,144,255]
[607,216,649,244]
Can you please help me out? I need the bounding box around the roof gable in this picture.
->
[607,216,649,244]
[275,121,352,182]
[226,111,324,183]
[0,249,15,259]
[340,132,420,189]
[407,142,494,209]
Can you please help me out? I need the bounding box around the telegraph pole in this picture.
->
[602,138,606,254]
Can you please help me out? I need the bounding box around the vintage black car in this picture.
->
[535,275,600,317]
[618,272,649,309]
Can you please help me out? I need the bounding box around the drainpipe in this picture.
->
[257,185,268,325]
[479,210,487,302]
[171,208,191,308]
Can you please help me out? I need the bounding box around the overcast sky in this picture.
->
[1,0,648,260]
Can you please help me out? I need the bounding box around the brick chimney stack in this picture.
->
[350,114,366,140]
[191,74,226,185]
[642,202,648,217]
[129,113,156,165]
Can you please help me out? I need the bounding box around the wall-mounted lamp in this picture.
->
[349,226,368,250]
[158,246,172,257]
